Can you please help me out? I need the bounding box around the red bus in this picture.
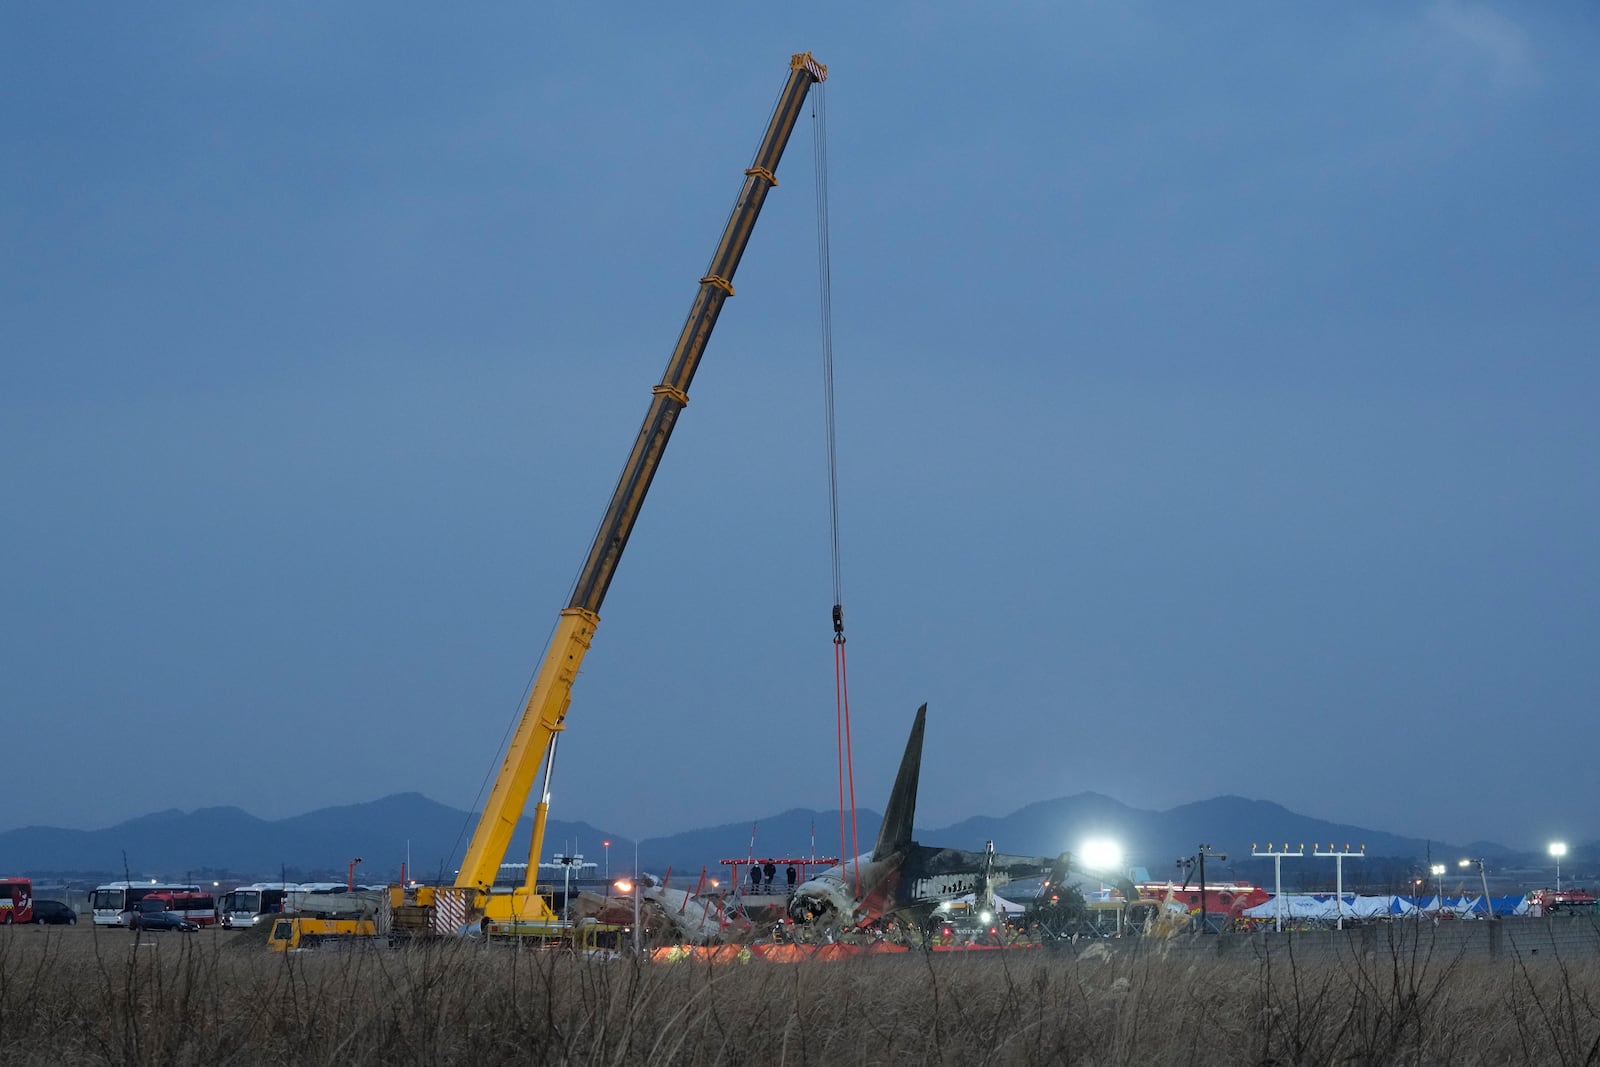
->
[144,890,218,928]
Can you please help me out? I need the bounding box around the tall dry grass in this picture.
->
[2,923,1599,1065]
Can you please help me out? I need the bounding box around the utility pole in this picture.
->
[1178,844,1227,934]
[1252,843,1304,932]
[1459,858,1494,919]
[1312,844,1364,929]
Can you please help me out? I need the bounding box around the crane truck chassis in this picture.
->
[391,52,828,942]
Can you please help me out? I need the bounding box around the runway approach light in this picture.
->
[1080,839,1124,872]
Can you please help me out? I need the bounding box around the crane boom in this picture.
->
[454,53,828,900]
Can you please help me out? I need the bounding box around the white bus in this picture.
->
[217,883,300,928]
[90,881,201,927]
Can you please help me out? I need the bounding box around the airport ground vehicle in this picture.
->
[1532,887,1598,913]
[393,51,829,939]
[0,877,34,924]
[90,881,201,926]
[130,899,199,932]
[928,899,1008,946]
[267,915,378,952]
[31,900,77,925]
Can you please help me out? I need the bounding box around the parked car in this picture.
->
[32,900,77,925]
[129,899,198,932]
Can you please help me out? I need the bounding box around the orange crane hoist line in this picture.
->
[451,53,828,907]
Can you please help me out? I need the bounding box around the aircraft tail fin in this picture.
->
[871,704,926,861]
[1045,852,1073,894]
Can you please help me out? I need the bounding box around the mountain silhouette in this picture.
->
[0,792,1560,887]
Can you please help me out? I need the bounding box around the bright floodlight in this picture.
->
[1080,838,1124,872]
[1459,859,1472,868]
[1550,842,1568,858]
[1430,864,1446,877]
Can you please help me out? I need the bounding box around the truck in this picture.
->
[267,915,379,952]
[0,877,33,924]
[1532,887,1598,914]
[393,51,828,940]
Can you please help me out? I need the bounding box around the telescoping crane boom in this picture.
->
[405,52,828,933]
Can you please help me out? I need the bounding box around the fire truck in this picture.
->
[0,877,34,924]
[1531,887,1597,914]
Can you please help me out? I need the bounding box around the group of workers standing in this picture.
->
[748,862,798,894]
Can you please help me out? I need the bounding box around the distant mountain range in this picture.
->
[0,792,1585,889]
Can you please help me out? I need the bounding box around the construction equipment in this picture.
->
[267,915,379,952]
[394,52,828,938]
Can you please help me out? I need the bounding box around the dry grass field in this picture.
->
[4,921,1600,1065]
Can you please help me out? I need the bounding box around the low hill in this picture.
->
[0,792,1553,889]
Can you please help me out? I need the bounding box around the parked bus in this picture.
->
[90,881,201,927]
[218,883,298,928]
[144,890,217,928]
[0,877,34,924]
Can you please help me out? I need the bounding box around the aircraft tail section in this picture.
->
[1045,852,1072,892]
[871,704,926,861]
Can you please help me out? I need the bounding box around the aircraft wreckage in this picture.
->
[573,704,1080,944]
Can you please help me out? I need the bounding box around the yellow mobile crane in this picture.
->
[394,52,828,938]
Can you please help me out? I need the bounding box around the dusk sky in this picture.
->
[5,3,1597,855]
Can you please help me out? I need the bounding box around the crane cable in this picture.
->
[811,83,860,898]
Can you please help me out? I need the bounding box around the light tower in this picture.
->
[1312,843,1364,930]
[1252,842,1304,932]
[1459,858,1493,919]
[1550,842,1567,894]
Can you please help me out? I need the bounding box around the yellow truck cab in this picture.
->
[267,915,377,952]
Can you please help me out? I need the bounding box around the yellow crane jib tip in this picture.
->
[790,52,828,82]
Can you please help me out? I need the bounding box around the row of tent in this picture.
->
[945,892,1558,923]
[1242,894,1535,921]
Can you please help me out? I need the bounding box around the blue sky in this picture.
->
[5,2,1597,854]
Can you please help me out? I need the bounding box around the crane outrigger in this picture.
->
[394,52,828,937]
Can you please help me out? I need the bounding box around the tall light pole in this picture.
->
[555,853,582,924]
[1252,843,1304,933]
[1429,864,1446,908]
[1079,839,1125,936]
[604,840,611,882]
[1550,842,1567,894]
[1459,858,1493,919]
